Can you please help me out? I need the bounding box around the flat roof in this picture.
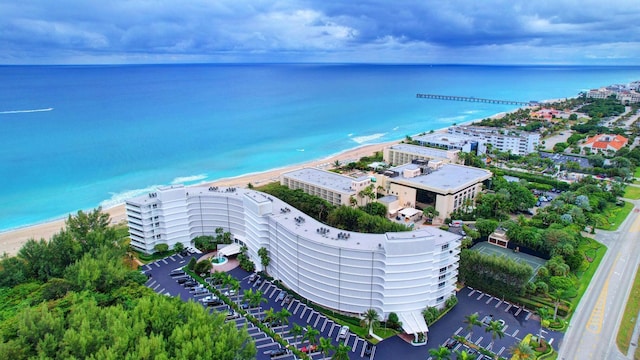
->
[414,133,475,146]
[388,163,492,194]
[281,168,369,194]
[388,144,451,158]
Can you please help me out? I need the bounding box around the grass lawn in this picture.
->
[569,237,607,321]
[616,266,640,357]
[634,167,640,178]
[597,201,634,231]
[624,186,640,200]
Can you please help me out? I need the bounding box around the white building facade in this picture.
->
[126,185,461,337]
[447,126,540,155]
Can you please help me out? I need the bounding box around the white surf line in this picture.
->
[0,107,53,114]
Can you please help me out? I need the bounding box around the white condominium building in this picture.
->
[383,144,460,166]
[280,168,371,206]
[448,125,540,155]
[126,185,461,339]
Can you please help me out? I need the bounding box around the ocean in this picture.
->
[1,64,639,231]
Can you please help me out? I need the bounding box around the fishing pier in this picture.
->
[416,93,535,106]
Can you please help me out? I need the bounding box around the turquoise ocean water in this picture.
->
[1,64,639,231]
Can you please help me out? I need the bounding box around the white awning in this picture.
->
[399,207,421,217]
[398,311,429,334]
[217,244,241,257]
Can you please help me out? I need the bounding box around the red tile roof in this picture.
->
[583,134,628,151]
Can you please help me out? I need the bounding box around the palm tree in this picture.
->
[509,342,535,360]
[333,160,341,168]
[550,289,567,320]
[485,320,505,349]
[455,349,477,360]
[422,205,440,222]
[243,289,267,310]
[463,312,482,339]
[318,337,334,358]
[331,342,351,360]
[263,308,276,325]
[275,308,291,334]
[361,309,380,337]
[428,346,451,360]
[289,323,304,345]
[304,325,320,346]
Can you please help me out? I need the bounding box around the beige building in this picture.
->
[383,144,460,166]
[280,167,372,206]
[375,162,492,224]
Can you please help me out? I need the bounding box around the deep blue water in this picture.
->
[1,64,639,231]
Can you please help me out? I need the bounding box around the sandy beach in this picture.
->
[0,140,401,256]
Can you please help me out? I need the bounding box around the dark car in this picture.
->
[240,302,251,310]
[183,281,197,288]
[265,347,287,357]
[444,338,459,349]
[176,278,188,284]
[364,342,373,356]
[205,299,223,306]
[170,270,185,276]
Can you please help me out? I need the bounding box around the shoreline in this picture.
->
[0,104,530,256]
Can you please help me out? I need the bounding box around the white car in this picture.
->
[224,289,236,297]
[338,325,349,340]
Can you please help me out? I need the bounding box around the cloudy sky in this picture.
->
[2,0,639,65]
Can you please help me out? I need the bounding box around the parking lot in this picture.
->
[143,254,375,360]
[142,253,562,360]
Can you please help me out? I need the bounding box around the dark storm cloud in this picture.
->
[1,0,638,64]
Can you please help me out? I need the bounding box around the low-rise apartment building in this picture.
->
[447,125,540,155]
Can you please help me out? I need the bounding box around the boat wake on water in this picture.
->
[0,107,54,114]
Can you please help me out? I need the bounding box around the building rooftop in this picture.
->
[388,163,492,194]
[414,132,476,147]
[388,143,451,158]
[281,167,369,193]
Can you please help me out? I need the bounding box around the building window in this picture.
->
[441,244,449,251]
[439,282,446,288]
[439,267,447,273]
[437,296,445,302]
[439,274,446,280]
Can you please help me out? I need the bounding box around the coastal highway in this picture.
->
[558,197,640,360]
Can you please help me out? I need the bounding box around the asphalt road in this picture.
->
[558,197,640,360]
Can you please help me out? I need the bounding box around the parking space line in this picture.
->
[512,329,519,337]
[320,318,328,332]
[525,312,532,320]
[505,304,512,312]
[495,300,503,308]
[162,259,168,264]
[177,254,184,259]
[454,327,462,335]
[169,256,175,261]
[468,289,476,296]
[294,302,302,315]
[286,300,296,311]
[498,346,505,355]
[328,323,338,337]
[515,307,522,316]
[157,288,165,294]
[147,280,156,287]
[476,293,484,300]
[154,262,160,267]
[256,341,276,348]
[502,325,509,333]
[485,296,494,304]
[307,310,316,323]
[313,315,322,328]
[299,307,308,319]
[475,336,483,345]
[152,283,161,290]
[351,336,359,352]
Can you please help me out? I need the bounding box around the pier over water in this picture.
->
[416,93,535,106]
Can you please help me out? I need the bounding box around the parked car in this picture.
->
[226,309,240,320]
[240,302,251,310]
[364,342,373,356]
[176,277,188,284]
[205,299,223,306]
[284,295,293,304]
[224,289,236,297]
[300,344,317,353]
[338,325,350,339]
[170,270,185,276]
[183,281,197,287]
[276,291,286,302]
[444,338,459,349]
[265,347,287,357]
[248,273,258,282]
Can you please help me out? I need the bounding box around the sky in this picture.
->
[1,0,639,65]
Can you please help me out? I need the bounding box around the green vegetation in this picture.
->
[0,209,255,359]
[624,186,640,199]
[192,227,234,252]
[598,201,634,231]
[259,183,410,233]
[578,97,626,118]
[616,264,640,357]
[459,250,533,297]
